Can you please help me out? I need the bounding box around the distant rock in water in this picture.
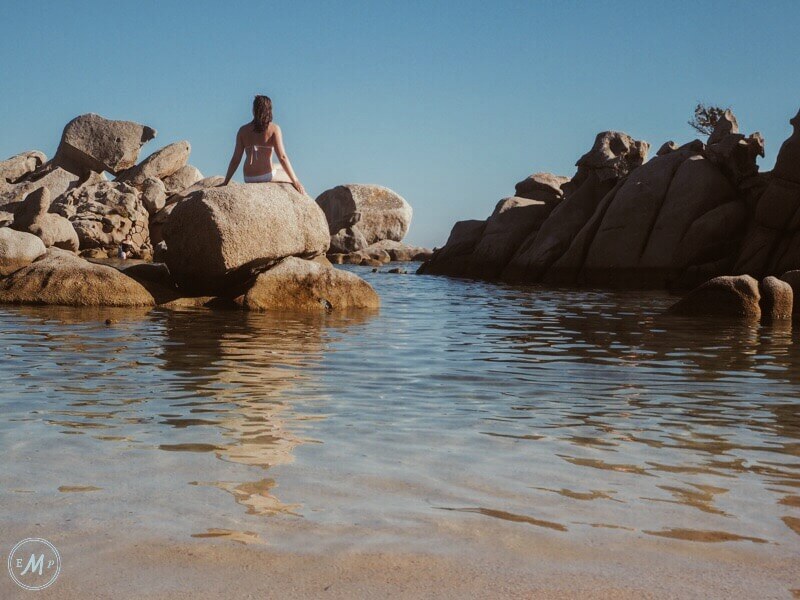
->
[666,275,761,319]
[421,109,798,289]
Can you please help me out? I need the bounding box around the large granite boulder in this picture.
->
[418,220,486,276]
[330,225,368,254]
[12,188,79,252]
[52,180,151,258]
[316,184,412,244]
[141,177,167,214]
[235,257,379,311]
[53,113,156,176]
[164,176,224,206]
[667,275,761,319]
[0,151,46,183]
[162,164,203,195]
[0,228,46,276]
[573,131,650,183]
[0,248,154,306]
[116,141,190,187]
[163,182,330,294]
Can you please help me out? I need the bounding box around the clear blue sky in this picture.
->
[1,1,797,247]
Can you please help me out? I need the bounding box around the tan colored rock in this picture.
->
[163,182,330,293]
[329,225,368,254]
[363,239,433,261]
[162,165,203,195]
[0,164,81,208]
[165,176,224,206]
[667,275,760,319]
[0,151,46,183]
[149,202,177,246]
[141,177,167,214]
[760,276,793,321]
[0,248,155,306]
[52,180,150,257]
[780,270,800,314]
[0,228,46,276]
[316,184,412,244]
[12,188,79,251]
[514,172,569,202]
[235,257,379,311]
[54,113,156,176]
[116,141,190,187]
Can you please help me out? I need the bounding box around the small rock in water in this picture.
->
[387,267,407,274]
[104,318,117,325]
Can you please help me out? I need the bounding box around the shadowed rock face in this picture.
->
[54,113,156,176]
[163,183,330,295]
[734,109,800,277]
[421,110,787,289]
[667,275,761,319]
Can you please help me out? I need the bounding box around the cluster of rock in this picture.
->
[315,183,432,266]
[420,110,798,293]
[0,114,381,311]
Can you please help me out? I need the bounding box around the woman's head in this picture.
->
[252,95,273,133]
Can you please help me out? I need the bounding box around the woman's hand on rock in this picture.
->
[293,181,306,195]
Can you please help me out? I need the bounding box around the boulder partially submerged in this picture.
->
[163,182,330,294]
[667,275,761,319]
[0,248,155,307]
[235,257,380,311]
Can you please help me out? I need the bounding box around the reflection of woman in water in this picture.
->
[222,95,305,194]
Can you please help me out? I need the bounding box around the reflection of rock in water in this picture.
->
[158,309,373,516]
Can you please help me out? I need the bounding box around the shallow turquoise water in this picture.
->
[0,264,798,555]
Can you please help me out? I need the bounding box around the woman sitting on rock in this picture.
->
[221,94,305,194]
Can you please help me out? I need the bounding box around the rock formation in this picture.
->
[163,182,330,294]
[54,113,156,176]
[12,188,79,251]
[0,248,155,306]
[315,183,429,263]
[52,180,151,258]
[0,228,46,276]
[667,275,761,319]
[234,256,380,311]
[421,110,790,289]
[0,113,381,311]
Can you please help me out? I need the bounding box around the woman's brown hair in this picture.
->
[252,95,273,133]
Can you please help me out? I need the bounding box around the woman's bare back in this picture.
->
[240,122,276,178]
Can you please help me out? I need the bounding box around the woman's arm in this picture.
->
[222,129,244,185]
[272,125,305,195]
